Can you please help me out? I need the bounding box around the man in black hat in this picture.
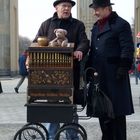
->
[86,0,134,140]
[33,0,89,139]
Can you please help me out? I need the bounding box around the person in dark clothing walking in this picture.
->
[86,0,135,140]
[14,50,28,93]
[32,0,89,139]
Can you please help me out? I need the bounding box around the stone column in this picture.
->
[76,0,97,76]
[0,0,10,75]
[135,0,140,42]
[0,0,18,76]
[10,0,19,76]
[77,0,96,40]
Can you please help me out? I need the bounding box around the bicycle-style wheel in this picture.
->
[61,123,87,139]
[24,123,49,140]
[55,124,86,140]
[13,126,45,140]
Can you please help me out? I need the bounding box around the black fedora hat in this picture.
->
[89,0,114,8]
[53,0,76,7]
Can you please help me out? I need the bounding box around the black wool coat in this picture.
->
[87,12,134,117]
[33,12,89,89]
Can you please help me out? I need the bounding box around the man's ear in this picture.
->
[54,29,58,33]
[63,30,67,35]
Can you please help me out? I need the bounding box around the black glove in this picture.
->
[116,58,133,80]
[119,58,133,70]
[116,67,129,80]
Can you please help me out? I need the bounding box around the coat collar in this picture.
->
[94,11,119,26]
[92,12,118,36]
[108,11,119,24]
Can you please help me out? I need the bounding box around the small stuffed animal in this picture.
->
[49,28,68,47]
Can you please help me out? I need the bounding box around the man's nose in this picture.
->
[94,10,98,14]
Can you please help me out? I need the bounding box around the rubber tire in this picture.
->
[61,123,87,139]
[13,126,45,140]
[54,124,86,140]
[23,123,49,140]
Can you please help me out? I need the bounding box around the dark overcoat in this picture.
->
[33,12,89,89]
[87,12,134,116]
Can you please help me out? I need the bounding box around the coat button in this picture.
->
[97,38,100,40]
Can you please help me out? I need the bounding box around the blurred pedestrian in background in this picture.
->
[136,32,140,59]
[135,32,140,81]
[14,50,28,93]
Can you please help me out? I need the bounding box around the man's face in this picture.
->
[55,2,72,19]
[93,7,109,20]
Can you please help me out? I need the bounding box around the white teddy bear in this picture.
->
[49,28,68,47]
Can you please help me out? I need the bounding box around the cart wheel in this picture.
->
[54,124,87,140]
[24,123,49,140]
[13,126,45,140]
[61,123,87,139]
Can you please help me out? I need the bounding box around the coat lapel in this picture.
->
[98,22,111,36]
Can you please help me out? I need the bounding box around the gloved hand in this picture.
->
[116,58,133,80]
[119,58,133,70]
[116,67,129,80]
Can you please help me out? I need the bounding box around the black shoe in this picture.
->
[14,87,19,93]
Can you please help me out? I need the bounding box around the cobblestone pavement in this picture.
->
[0,76,140,140]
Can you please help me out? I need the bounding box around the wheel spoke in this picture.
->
[55,124,86,140]
[13,126,45,140]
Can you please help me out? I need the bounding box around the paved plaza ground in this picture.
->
[0,76,140,140]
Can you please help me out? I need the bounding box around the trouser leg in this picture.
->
[16,76,26,89]
[44,115,79,139]
[47,123,60,140]
[66,113,79,140]
[99,117,114,140]
[99,116,126,140]
[113,116,126,140]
